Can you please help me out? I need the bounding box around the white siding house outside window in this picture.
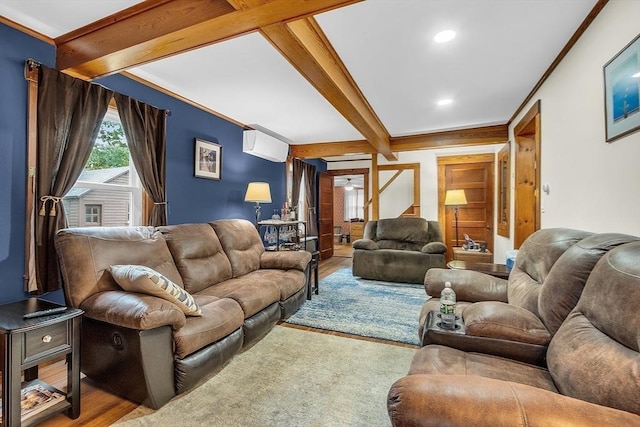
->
[62,109,143,228]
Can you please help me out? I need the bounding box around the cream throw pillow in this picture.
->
[110,265,202,316]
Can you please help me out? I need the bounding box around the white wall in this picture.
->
[330,0,640,263]
[509,0,640,239]
[328,145,501,238]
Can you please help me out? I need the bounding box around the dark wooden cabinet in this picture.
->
[0,298,82,426]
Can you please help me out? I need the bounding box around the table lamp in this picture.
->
[245,182,272,226]
[444,189,467,247]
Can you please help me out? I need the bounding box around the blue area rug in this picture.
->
[285,267,429,345]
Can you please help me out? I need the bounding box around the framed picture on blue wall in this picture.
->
[604,34,640,142]
[195,138,222,180]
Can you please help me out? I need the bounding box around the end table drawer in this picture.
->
[24,321,70,361]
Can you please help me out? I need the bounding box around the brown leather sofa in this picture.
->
[55,219,311,409]
[352,217,447,284]
[419,229,638,364]
[388,240,640,426]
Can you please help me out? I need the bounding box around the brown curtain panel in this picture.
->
[114,93,168,226]
[303,161,317,236]
[35,65,113,294]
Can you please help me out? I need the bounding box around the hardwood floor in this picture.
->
[37,255,401,426]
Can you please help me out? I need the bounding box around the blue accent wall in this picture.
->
[0,23,286,304]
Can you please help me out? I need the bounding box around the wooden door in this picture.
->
[514,101,541,248]
[318,172,334,260]
[438,155,494,261]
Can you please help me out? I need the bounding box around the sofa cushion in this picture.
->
[538,232,640,335]
[197,277,280,318]
[260,250,311,272]
[210,219,265,277]
[352,239,379,250]
[422,241,447,254]
[547,241,640,415]
[409,345,557,393]
[507,228,592,316]
[376,217,430,243]
[463,302,551,345]
[157,223,233,294]
[55,226,183,308]
[173,295,244,358]
[245,269,307,300]
[110,265,202,316]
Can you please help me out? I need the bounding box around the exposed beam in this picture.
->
[260,17,396,160]
[56,0,359,79]
[225,0,394,160]
[390,124,508,151]
[290,140,375,158]
[290,124,509,159]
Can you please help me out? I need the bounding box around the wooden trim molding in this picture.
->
[24,60,39,292]
[0,16,55,45]
[497,142,511,238]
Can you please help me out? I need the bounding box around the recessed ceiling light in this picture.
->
[632,72,640,78]
[434,30,456,43]
[437,98,453,106]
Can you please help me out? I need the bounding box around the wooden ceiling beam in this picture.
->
[289,124,509,159]
[55,0,358,79]
[261,17,396,161]
[391,124,509,151]
[290,140,376,158]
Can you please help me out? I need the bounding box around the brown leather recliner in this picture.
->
[388,240,640,426]
[419,229,638,365]
[352,217,447,284]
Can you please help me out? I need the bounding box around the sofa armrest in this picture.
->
[387,375,640,427]
[260,250,311,271]
[421,242,447,254]
[424,268,508,302]
[464,301,551,345]
[80,290,187,330]
[352,239,379,250]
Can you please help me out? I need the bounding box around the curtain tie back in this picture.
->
[39,195,61,217]
[153,202,167,205]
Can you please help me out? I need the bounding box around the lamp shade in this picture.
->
[444,189,468,206]
[244,182,272,203]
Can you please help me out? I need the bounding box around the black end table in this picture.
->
[1,298,83,426]
[307,251,320,300]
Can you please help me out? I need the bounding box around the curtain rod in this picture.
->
[24,58,171,116]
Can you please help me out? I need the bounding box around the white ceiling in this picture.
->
[1,0,597,150]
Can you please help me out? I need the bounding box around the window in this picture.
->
[84,205,102,225]
[62,108,143,228]
[344,188,364,221]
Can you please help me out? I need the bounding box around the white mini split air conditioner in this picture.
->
[242,129,289,163]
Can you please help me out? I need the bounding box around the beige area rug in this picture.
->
[113,325,416,427]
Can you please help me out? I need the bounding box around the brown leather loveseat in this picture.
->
[55,219,311,409]
[388,240,640,426]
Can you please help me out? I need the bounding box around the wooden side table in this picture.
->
[452,247,493,263]
[1,298,83,426]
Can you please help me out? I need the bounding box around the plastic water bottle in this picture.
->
[439,281,456,330]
